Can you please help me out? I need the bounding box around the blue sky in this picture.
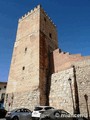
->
[0,0,90,81]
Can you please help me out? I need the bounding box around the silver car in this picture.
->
[5,108,32,120]
[40,109,73,120]
[40,109,85,120]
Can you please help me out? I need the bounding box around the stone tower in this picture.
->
[5,5,58,110]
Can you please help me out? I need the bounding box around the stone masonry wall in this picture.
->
[5,5,41,110]
[6,5,58,110]
[39,7,58,105]
[5,5,90,116]
[50,68,75,114]
[50,59,90,117]
[6,5,40,94]
[5,89,39,111]
[73,59,90,117]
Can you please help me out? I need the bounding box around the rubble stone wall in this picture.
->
[50,60,90,117]
[74,60,90,117]
[5,89,39,111]
[50,68,75,114]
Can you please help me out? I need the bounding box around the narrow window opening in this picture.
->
[4,86,6,89]
[25,47,27,52]
[44,17,46,22]
[22,66,25,70]
[49,33,52,38]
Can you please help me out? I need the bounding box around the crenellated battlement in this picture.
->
[18,4,56,27]
[40,5,56,27]
[18,4,41,22]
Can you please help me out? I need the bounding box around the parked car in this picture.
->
[32,106,54,119]
[40,109,86,120]
[5,108,32,120]
[40,109,73,120]
[0,108,7,118]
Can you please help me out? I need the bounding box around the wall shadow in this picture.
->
[84,94,90,120]
[73,66,80,114]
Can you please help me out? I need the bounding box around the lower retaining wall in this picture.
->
[5,89,39,111]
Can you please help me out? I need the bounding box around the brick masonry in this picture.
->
[53,48,90,73]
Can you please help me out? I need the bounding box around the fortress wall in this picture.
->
[50,59,90,117]
[73,59,90,117]
[50,68,75,114]
[53,49,90,73]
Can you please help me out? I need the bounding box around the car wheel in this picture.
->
[54,112,61,118]
[12,116,19,120]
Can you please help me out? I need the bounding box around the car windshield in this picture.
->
[34,106,54,111]
[45,107,54,110]
[34,107,43,111]
[60,110,69,114]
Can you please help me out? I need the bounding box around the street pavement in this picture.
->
[0,118,6,120]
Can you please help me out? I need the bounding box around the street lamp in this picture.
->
[84,94,89,119]
[68,78,71,84]
[68,78,75,114]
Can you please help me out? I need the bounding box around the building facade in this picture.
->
[5,5,90,118]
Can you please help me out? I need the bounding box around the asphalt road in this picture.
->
[0,118,6,120]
